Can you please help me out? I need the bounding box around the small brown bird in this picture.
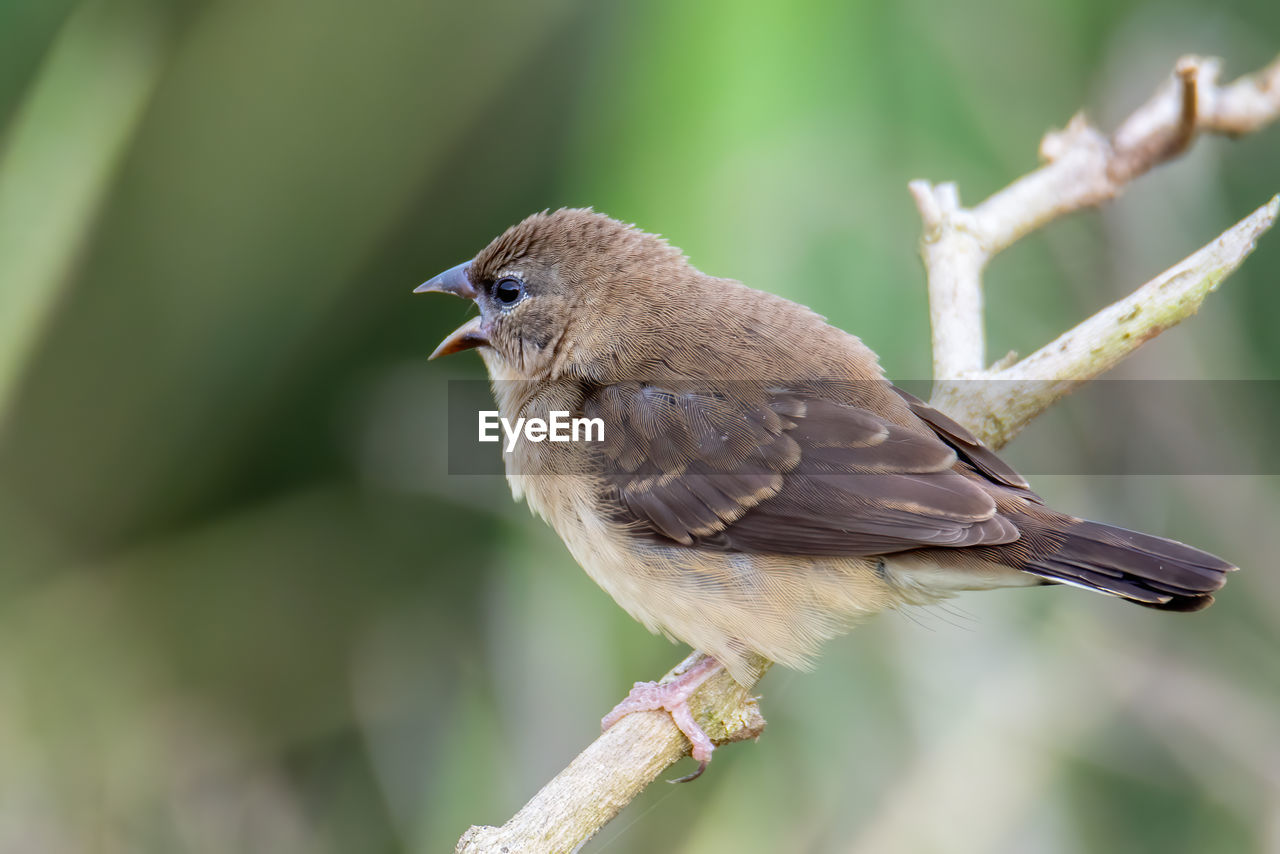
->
[418,208,1234,775]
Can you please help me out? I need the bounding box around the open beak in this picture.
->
[415,261,488,359]
[429,315,487,360]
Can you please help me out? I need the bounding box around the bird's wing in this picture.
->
[583,382,1023,556]
[889,385,1042,501]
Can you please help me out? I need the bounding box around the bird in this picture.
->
[416,208,1235,777]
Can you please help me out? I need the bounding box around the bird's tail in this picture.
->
[1016,517,1236,612]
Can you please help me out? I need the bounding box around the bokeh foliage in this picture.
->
[0,0,1277,851]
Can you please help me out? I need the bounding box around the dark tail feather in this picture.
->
[1020,519,1236,612]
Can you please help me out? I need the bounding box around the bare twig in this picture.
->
[933,196,1278,447]
[912,54,1280,385]
[457,54,1279,854]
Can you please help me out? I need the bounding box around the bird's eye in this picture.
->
[494,277,524,305]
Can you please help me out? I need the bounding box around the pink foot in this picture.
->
[602,655,722,781]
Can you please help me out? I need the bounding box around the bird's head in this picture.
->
[416,208,694,382]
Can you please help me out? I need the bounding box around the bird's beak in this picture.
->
[415,261,489,359]
[429,315,487,360]
[415,261,479,299]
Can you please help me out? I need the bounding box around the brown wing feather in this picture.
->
[584,383,1020,555]
[891,385,1040,499]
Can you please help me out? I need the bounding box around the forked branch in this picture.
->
[912,54,1280,386]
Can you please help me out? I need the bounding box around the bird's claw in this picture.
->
[669,759,709,784]
[601,656,722,781]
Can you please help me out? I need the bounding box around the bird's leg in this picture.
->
[601,654,723,781]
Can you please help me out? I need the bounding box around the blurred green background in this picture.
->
[0,0,1278,851]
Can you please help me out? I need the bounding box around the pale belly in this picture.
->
[510,470,904,685]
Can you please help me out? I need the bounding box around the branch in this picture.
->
[458,53,1279,854]
[456,652,764,853]
[912,54,1280,383]
[934,196,1278,448]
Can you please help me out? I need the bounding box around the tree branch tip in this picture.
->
[1238,194,1280,252]
[936,181,961,210]
[1234,195,1279,243]
[1170,60,1201,156]
[1174,55,1199,77]
[715,696,767,745]
[1175,54,1220,83]
[909,180,943,234]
